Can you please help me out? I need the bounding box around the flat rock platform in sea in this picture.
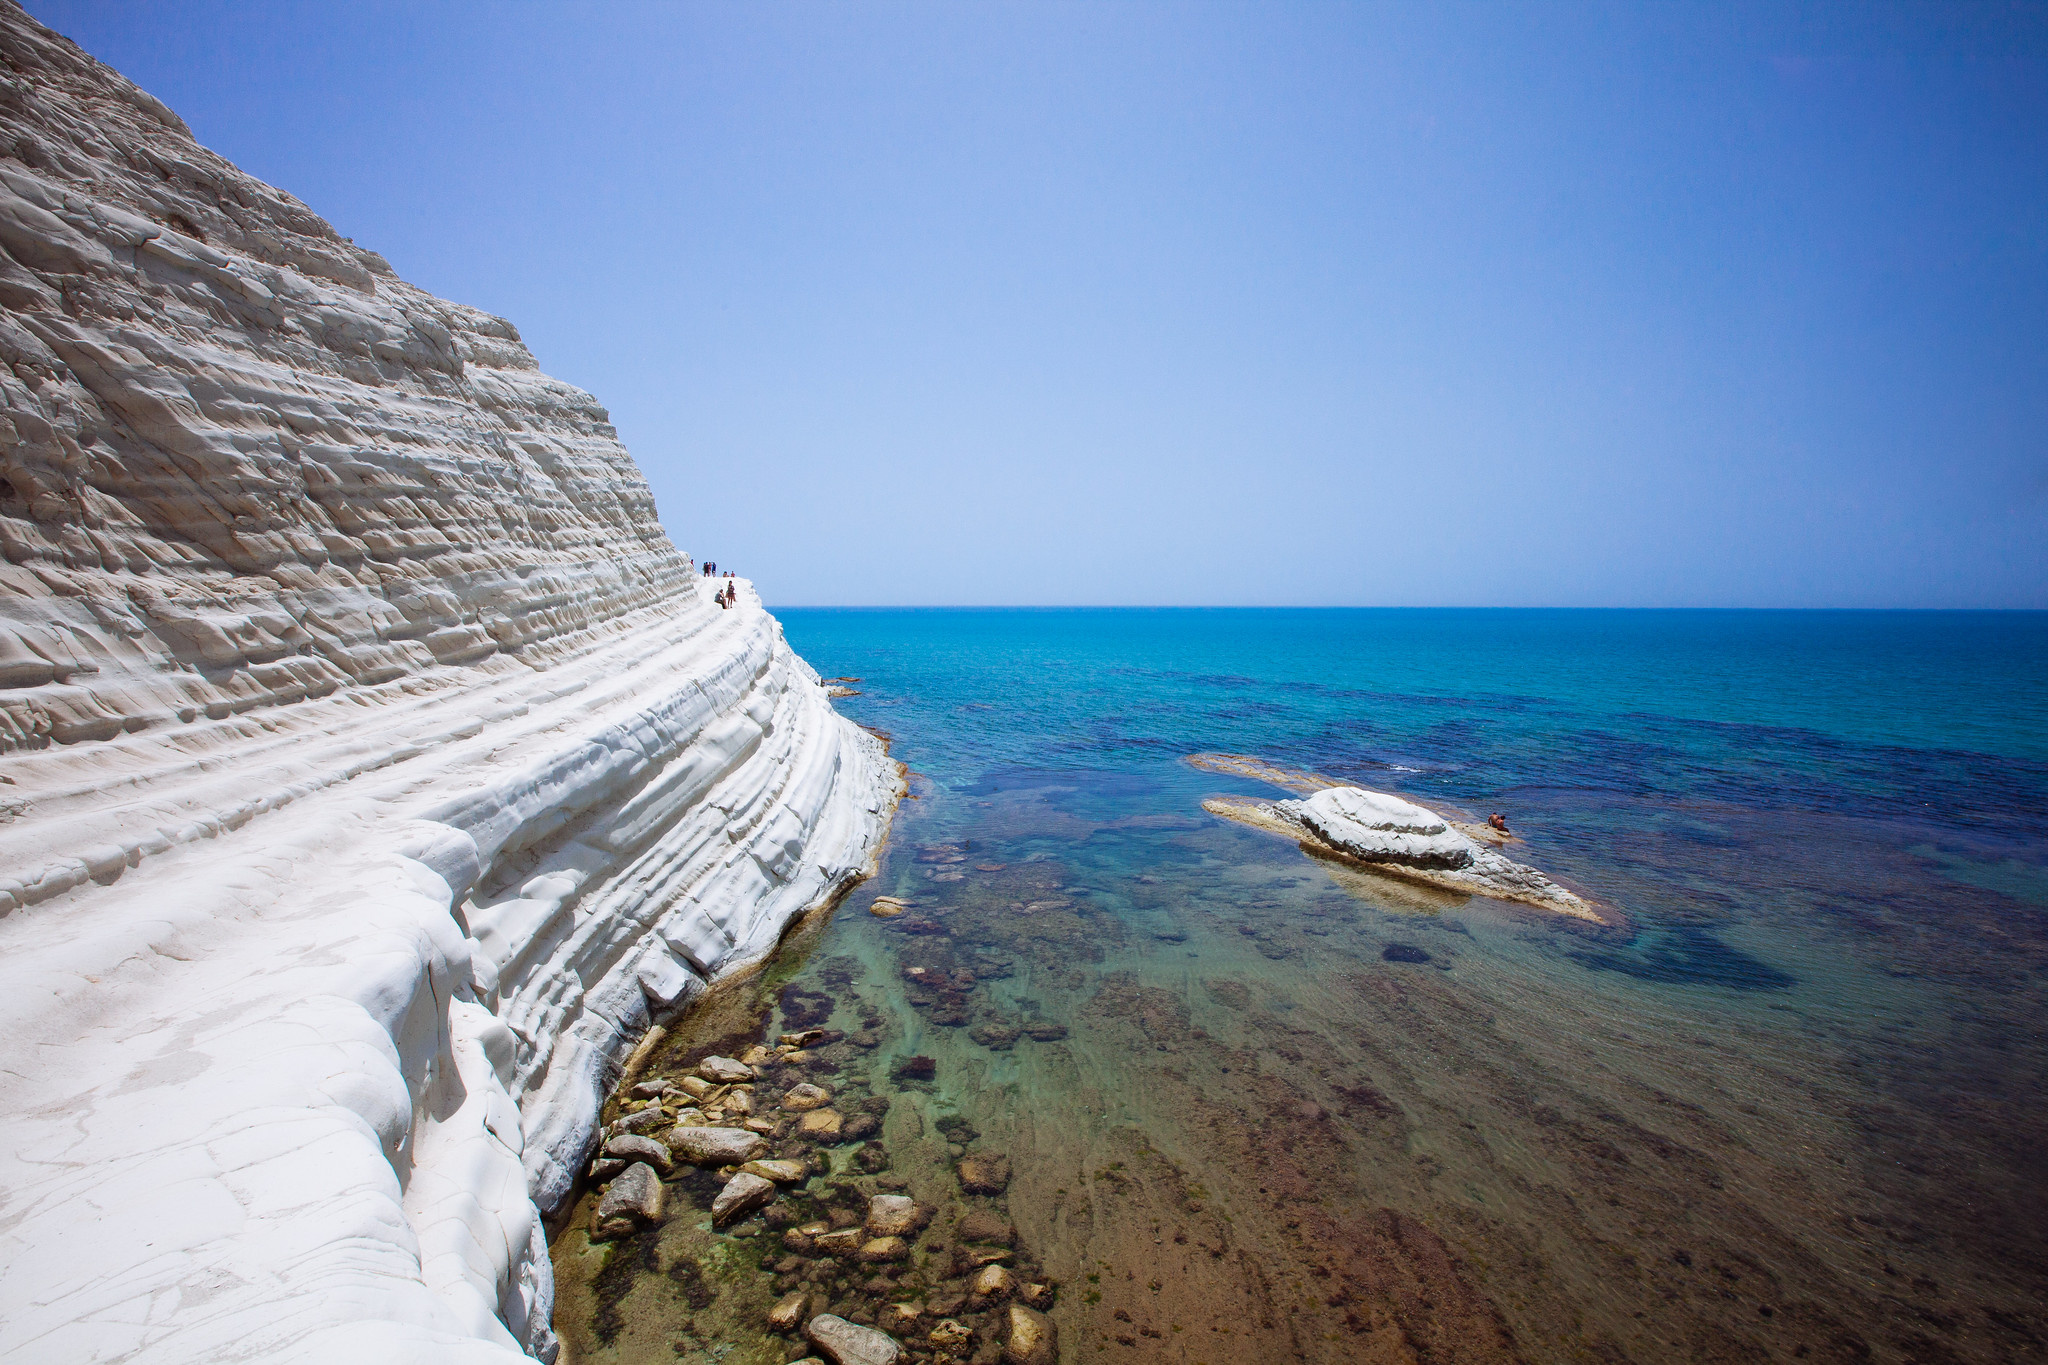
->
[0,6,900,1361]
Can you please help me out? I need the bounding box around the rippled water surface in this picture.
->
[553,609,2048,1365]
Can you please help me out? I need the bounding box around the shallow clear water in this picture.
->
[553,609,2048,1365]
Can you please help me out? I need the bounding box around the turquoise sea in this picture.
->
[555,609,2048,1365]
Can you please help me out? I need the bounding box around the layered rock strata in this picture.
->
[0,5,898,1362]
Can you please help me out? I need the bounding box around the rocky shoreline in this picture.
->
[553,898,1062,1365]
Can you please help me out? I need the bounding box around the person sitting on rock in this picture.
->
[1488,812,1510,834]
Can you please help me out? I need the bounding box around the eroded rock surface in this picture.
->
[0,6,899,1362]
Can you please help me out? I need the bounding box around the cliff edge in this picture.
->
[0,5,899,1361]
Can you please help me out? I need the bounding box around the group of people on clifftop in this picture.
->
[702,560,738,609]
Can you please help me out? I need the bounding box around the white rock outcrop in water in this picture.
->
[1275,786,1595,917]
[0,5,898,1362]
[1292,786,1477,871]
[1203,778,1601,922]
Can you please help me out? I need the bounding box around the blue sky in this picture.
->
[31,1,2048,607]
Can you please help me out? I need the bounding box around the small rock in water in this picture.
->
[969,1264,1017,1304]
[864,1194,924,1238]
[592,1162,665,1239]
[741,1043,777,1066]
[956,1151,1012,1195]
[587,1156,626,1182]
[969,1023,1020,1050]
[1021,1022,1068,1042]
[956,1209,1014,1246]
[814,1227,866,1256]
[743,1158,809,1184]
[712,1171,779,1225]
[868,898,909,919]
[892,1055,937,1082]
[611,1106,670,1135]
[857,1235,910,1262]
[799,1108,845,1139]
[677,1075,714,1099]
[878,1301,923,1333]
[766,1289,812,1333]
[602,1133,673,1172]
[628,1078,673,1099]
[1001,1303,1058,1365]
[1018,1281,1055,1309]
[1382,942,1432,964]
[842,1113,880,1141]
[782,1082,834,1112]
[928,1319,973,1350]
[669,1126,769,1166]
[696,1054,755,1083]
[804,1312,902,1365]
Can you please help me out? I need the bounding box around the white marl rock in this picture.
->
[0,5,900,1363]
[1259,785,1600,921]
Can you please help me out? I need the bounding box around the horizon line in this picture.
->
[763,603,2048,613]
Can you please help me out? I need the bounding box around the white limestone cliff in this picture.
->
[0,5,899,1361]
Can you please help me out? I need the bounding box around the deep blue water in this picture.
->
[781,607,2048,879]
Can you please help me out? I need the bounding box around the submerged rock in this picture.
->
[1001,1303,1059,1365]
[783,1082,834,1111]
[592,1163,666,1239]
[601,1133,672,1173]
[805,1312,902,1365]
[929,1319,973,1350]
[957,1151,1012,1195]
[799,1108,846,1140]
[711,1171,778,1225]
[814,1227,866,1256]
[878,1301,924,1333]
[612,1106,670,1135]
[970,1264,1018,1304]
[743,1158,810,1184]
[669,1126,769,1166]
[697,1055,756,1083]
[858,1235,911,1262]
[767,1289,813,1333]
[956,1209,1015,1246]
[864,1194,925,1238]
[969,1023,1021,1050]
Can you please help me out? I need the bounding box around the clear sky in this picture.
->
[28,1,2048,607]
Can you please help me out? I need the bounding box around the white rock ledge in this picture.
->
[0,7,901,1362]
